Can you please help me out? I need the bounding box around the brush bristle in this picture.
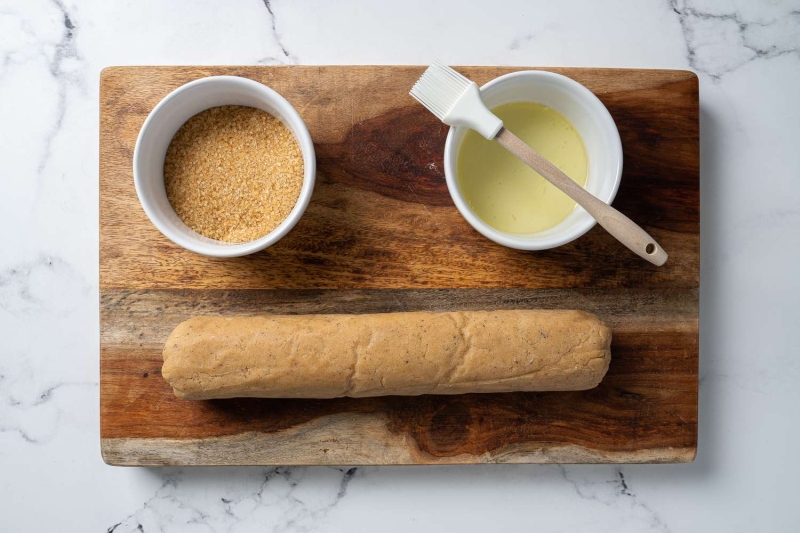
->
[409,61,472,120]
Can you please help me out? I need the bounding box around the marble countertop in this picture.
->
[2,0,799,531]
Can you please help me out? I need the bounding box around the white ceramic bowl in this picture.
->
[133,75,316,257]
[444,71,623,250]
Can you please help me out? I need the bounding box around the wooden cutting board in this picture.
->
[100,66,699,466]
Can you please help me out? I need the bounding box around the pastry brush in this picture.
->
[410,61,667,266]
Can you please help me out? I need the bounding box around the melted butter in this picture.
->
[457,102,588,234]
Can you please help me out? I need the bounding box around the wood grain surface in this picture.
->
[99,66,699,466]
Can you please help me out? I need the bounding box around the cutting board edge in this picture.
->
[100,437,697,467]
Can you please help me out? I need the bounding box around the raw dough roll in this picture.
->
[162,310,611,399]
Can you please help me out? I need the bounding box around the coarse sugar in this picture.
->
[164,105,304,243]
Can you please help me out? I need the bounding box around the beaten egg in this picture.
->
[457,102,588,234]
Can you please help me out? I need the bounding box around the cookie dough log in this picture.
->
[162,310,612,400]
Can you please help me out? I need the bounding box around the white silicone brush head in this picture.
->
[410,62,503,140]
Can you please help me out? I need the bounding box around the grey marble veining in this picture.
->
[107,468,359,533]
[558,467,671,533]
[1,0,798,531]
[260,0,296,64]
[671,0,800,79]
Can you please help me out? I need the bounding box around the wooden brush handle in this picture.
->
[495,128,667,266]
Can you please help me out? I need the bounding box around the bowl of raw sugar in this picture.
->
[133,75,316,257]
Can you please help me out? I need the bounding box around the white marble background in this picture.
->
[1,0,799,531]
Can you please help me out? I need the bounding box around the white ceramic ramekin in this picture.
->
[133,75,316,257]
[444,70,623,250]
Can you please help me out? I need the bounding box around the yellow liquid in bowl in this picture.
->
[457,102,588,234]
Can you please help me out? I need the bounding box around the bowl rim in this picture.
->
[443,70,623,251]
[133,75,317,258]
